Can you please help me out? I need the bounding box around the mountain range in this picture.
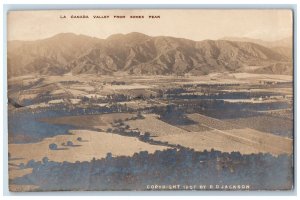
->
[7,32,293,77]
[220,36,293,59]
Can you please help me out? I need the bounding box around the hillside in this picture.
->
[220,36,293,59]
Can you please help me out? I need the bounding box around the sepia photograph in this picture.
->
[6,9,294,192]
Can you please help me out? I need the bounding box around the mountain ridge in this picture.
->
[220,36,293,59]
[7,32,293,77]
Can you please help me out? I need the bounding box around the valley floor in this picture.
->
[7,73,294,191]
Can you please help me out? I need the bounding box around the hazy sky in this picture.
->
[7,9,293,41]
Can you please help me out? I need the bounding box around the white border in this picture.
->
[1,0,299,199]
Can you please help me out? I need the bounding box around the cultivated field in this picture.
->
[40,113,135,130]
[225,115,293,138]
[126,114,188,136]
[126,113,292,155]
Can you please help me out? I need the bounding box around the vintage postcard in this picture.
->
[7,9,294,191]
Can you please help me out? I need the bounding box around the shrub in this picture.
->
[26,159,36,168]
[106,152,112,159]
[49,143,58,150]
[66,141,73,146]
[77,137,82,142]
[137,111,144,119]
[143,132,151,141]
[19,163,25,169]
[107,128,113,132]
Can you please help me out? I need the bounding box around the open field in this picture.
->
[184,113,292,154]
[186,113,241,130]
[225,115,293,137]
[9,129,168,183]
[9,130,168,164]
[126,113,292,155]
[126,114,188,136]
[154,128,292,155]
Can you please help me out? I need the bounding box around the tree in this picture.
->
[106,152,112,160]
[42,157,49,164]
